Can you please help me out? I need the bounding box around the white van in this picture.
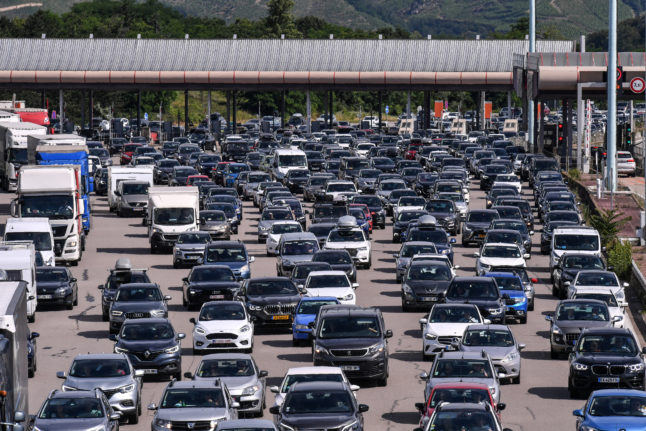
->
[0,241,37,322]
[550,226,602,273]
[107,166,154,211]
[4,218,54,267]
[272,149,307,181]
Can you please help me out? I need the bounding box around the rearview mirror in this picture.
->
[473,252,480,258]
[419,371,429,380]
[269,406,280,415]
[352,283,359,289]
[518,343,526,351]
[189,317,196,324]
[164,295,172,301]
[453,265,461,270]
[545,315,553,322]
[623,282,630,288]
[523,253,530,259]
[419,318,428,325]
[147,403,158,411]
[270,386,280,393]
[259,370,268,378]
[184,372,194,379]
[483,319,491,324]
[98,285,105,290]
[56,371,66,379]
[415,402,425,413]
[450,238,456,244]
[572,409,584,417]
[177,333,186,339]
[110,413,121,421]
[358,404,369,413]
[350,384,360,391]
[497,402,506,411]
[384,329,393,338]
[564,281,571,287]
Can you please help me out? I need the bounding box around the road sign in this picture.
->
[144,112,148,121]
[630,77,645,94]
[385,105,389,114]
[617,67,623,81]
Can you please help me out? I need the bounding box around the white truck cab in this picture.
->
[550,226,602,274]
[146,187,200,253]
[0,241,37,322]
[272,149,307,181]
[4,217,55,267]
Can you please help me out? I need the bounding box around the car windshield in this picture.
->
[381,182,406,191]
[407,265,452,281]
[297,299,338,315]
[589,395,646,417]
[281,374,344,393]
[398,211,427,222]
[36,268,68,282]
[486,232,521,245]
[247,280,298,296]
[115,287,162,302]
[327,183,355,192]
[468,212,497,223]
[400,244,438,258]
[399,197,425,206]
[427,201,454,213]
[120,323,174,340]
[554,234,599,251]
[160,388,225,409]
[546,212,579,224]
[430,306,480,323]
[409,230,448,244]
[308,274,350,289]
[283,390,353,414]
[206,247,246,263]
[21,195,74,219]
[482,245,521,258]
[176,233,210,244]
[328,230,364,242]
[313,252,352,265]
[39,398,104,419]
[196,359,255,378]
[159,160,180,167]
[577,334,637,355]
[492,276,523,291]
[122,183,149,195]
[249,174,270,182]
[319,316,380,338]
[105,272,149,290]
[190,267,235,282]
[433,359,493,378]
[272,223,302,234]
[199,303,245,321]
[154,208,195,225]
[556,303,609,321]
[207,203,235,217]
[262,210,292,221]
[200,212,226,223]
[463,329,515,347]
[575,272,618,287]
[447,281,499,300]
[278,155,306,167]
[429,388,491,408]
[491,220,528,234]
[6,231,51,251]
[282,240,319,255]
[360,170,380,178]
[69,359,131,378]
[352,196,381,206]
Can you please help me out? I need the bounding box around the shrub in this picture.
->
[588,209,631,249]
[608,240,633,281]
[568,168,581,180]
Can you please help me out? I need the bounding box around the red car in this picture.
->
[349,203,372,232]
[405,140,424,160]
[186,175,210,186]
[120,143,142,165]
[415,382,504,427]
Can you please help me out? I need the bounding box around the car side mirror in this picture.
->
[358,404,369,413]
[563,281,571,287]
[98,285,104,290]
[259,370,268,378]
[70,278,77,283]
[270,385,280,394]
[177,333,186,340]
[497,403,506,411]
[183,371,194,379]
[109,334,117,341]
[143,218,149,226]
[483,319,491,324]
[529,230,534,235]
[147,403,158,411]
[30,332,39,339]
[350,384,360,392]
[619,301,629,308]
[269,406,280,415]
[164,295,172,301]
[385,329,393,338]
[473,252,480,258]
[531,278,538,283]
[453,265,461,270]
[545,315,553,322]
[352,283,359,289]
[612,316,622,323]
[518,343,526,351]
[134,370,145,377]
[415,402,425,413]
[572,409,584,417]
[189,317,197,325]
[182,277,189,283]
[249,256,255,263]
[450,238,456,243]
[115,190,121,196]
[110,413,121,421]
[56,371,66,379]
[523,253,530,259]
[419,371,429,380]
[623,282,630,288]
[308,321,316,329]
[14,411,25,423]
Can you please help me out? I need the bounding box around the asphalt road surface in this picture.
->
[9,159,639,431]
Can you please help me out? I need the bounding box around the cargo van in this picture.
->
[550,226,602,274]
[107,166,154,211]
[4,218,55,267]
[0,242,37,322]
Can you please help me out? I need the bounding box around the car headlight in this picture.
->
[111,310,123,316]
[155,418,172,429]
[240,324,251,333]
[480,263,491,270]
[572,362,589,371]
[368,343,385,354]
[55,286,67,294]
[441,249,449,255]
[501,352,518,363]
[514,297,526,304]
[61,385,78,391]
[260,226,270,231]
[151,309,165,317]
[194,326,206,335]
[629,362,645,372]
[164,345,180,354]
[240,265,250,273]
[552,325,563,335]
[248,304,262,311]
[341,420,360,431]
[488,307,504,314]
[424,332,437,340]
[242,385,260,396]
[402,284,413,294]
[314,345,329,355]
[114,346,128,354]
[295,324,309,330]
[343,293,354,301]
[118,383,135,393]
[358,247,368,251]
[68,241,77,247]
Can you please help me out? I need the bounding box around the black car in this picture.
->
[307,223,336,248]
[414,172,439,197]
[479,164,512,191]
[290,261,333,287]
[112,318,184,380]
[109,137,127,155]
[305,151,326,172]
[425,199,460,235]
[108,283,170,334]
[348,195,386,229]
[485,186,520,209]
[310,203,348,225]
[194,154,221,175]
[498,198,535,230]
[392,210,428,243]
[237,277,302,326]
[462,210,500,246]
[94,168,108,195]
[153,159,181,184]
[312,305,392,385]
[182,265,241,309]
[444,277,506,324]
[35,266,78,310]
[99,264,151,321]
[284,169,310,193]
[311,250,357,283]
[269,381,368,431]
[401,261,452,311]
[160,141,179,158]
[568,327,646,398]
[169,166,198,186]
[552,253,607,299]
[244,152,263,170]
[303,175,332,202]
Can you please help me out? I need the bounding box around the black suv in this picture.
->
[237,277,302,326]
[444,277,506,324]
[108,283,170,334]
[98,260,151,321]
[35,267,78,310]
[462,210,500,247]
[182,265,241,309]
[568,327,646,398]
[269,381,368,431]
[312,305,392,385]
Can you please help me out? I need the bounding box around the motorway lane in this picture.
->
[8,167,626,431]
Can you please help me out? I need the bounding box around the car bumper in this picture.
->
[107,391,139,414]
[402,292,443,309]
[231,391,263,413]
[193,331,253,351]
[36,291,73,305]
[492,359,521,379]
[124,353,181,376]
[314,355,387,380]
[249,310,294,325]
[570,370,645,392]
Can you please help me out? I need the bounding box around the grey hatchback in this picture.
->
[32,389,121,431]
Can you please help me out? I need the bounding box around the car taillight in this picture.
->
[627,159,635,162]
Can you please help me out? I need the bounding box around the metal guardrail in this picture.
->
[631,260,646,300]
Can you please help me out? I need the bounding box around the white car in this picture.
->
[419,303,488,360]
[191,301,254,353]
[570,288,626,328]
[566,270,628,305]
[492,174,522,193]
[475,243,528,276]
[265,221,302,256]
[304,270,358,304]
[324,219,372,269]
[324,180,359,202]
[392,196,427,220]
[355,143,375,157]
[269,366,358,407]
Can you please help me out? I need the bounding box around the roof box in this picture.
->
[336,215,358,229]
[418,215,437,227]
[115,258,132,270]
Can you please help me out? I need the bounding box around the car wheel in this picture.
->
[377,374,388,387]
[102,311,109,322]
[402,300,411,312]
[245,345,253,354]
[520,315,527,324]
[528,300,534,311]
[365,259,371,270]
[173,261,179,269]
[395,275,401,283]
[182,295,188,308]
[28,314,35,323]
[192,347,200,356]
[512,375,521,384]
[129,408,139,425]
[28,365,34,378]
[257,238,263,244]
[461,240,468,247]
[550,347,559,360]
[551,284,559,297]
[66,301,73,310]
[73,291,78,306]
[292,338,302,347]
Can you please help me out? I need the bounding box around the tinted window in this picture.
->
[70,359,130,378]
[196,359,255,378]
[115,287,162,301]
[160,388,225,408]
[189,267,235,282]
[246,280,297,296]
[319,316,380,338]
[206,247,246,263]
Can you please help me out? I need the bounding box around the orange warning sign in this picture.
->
[434,101,443,118]
[484,101,492,119]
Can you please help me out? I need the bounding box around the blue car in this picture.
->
[292,296,340,346]
[204,241,254,280]
[574,389,646,431]
[484,272,528,324]
[224,163,250,188]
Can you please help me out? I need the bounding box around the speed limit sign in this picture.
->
[630,77,645,94]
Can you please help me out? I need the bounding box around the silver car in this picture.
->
[33,389,121,431]
[616,151,636,176]
[215,419,277,430]
[115,180,149,217]
[149,379,239,431]
[173,231,212,268]
[419,350,502,405]
[187,353,268,418]
[57,353,143,423]
[393,241,440,283]
[457,324,525,384]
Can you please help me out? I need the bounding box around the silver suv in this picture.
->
[33,388,121,431]
[57,353,143,424]
[148,379,239,431]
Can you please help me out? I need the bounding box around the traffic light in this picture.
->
[626,123,632,146]
[558,122,564,144]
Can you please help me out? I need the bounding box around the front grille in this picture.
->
[52,225,67,237]
[54,239,65,256]
[505,298,516,305]
[125,312,150,319]
[347,249,358,257]
[438,336,461,345]
[206,333,238,340]
[169,421,213,431]
[133,350,163,361]
[565,333,580,343]
[207,342,238,348]
[331,349,368,357]
[263,304,296,315]
[611,365,626,375]
[101,389,119,399]
[592,365,608,375]
[162,234,178,241]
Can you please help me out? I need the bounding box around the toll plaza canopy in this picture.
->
[0,38,574,92]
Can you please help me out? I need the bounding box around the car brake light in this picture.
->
[627,159,635,162]
[531,278,538,283]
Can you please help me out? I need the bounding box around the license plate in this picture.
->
[598,377,620,383]
[422,296,437,302]
[340,365,360,371]
[210,294,225,299]
[132,208,143,212]
[38,294,53,299]
[272,315,290,320]
[187,254,201,259]
[143,369,158,374]
[214,339,232,344]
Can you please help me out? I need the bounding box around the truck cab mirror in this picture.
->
[14,411,25,423]
[9,199,17,217]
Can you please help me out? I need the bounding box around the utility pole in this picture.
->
[606,0,618,193]
[528,0,536,151]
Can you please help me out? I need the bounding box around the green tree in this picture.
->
[264,0,301,39]
[587,208,631,248]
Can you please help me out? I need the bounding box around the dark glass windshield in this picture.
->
[7,232,52,251]
[319,316,380,338]
[562,255,605,270]
[577,334,637,355]
[160,388,225,409]
[468,212,498,223]
[492,276,523,291]
[398,211,427,222]
[429,388,491,408]
[297,300,338,314]
[400,244,438,257]
[430,306,480,323]
[21,195,74,219]
[284,390,353,414]
[588,396,646,417]
[154,208,195,225]
[176,233,211,244]
[196,359,255,378]
[205,247,246,263]
[432,359,493,378]
[408,230,448,244]
[199,303,245,321]
[69,359,130,378]
[462,329,515,347]
[247,280,297,296]
[427,201,454,213]
[407,265,451,281]
[556,303,609,321]
[120,322,174,340]
[115,287,162,302]
[36,268,68,282]
[307,274,350,288]
[39,398,104,419]
[328,230,364,242]
[262,209,292,221]
[447,281,499,300]
[190,267,235,282]
[575,272,618,287]
[281,373,344,393]
[282,240,319,255]
[554,234,599,251]
[482,245,521,258]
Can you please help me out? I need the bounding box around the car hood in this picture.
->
[217,375,259,391]
[122,194,148,203]
[187,281,240,290]
[154,407,230,421]
[405,280,451,294]
[202,221,228,229]
[116,338,177,351]
[554,320,613,331]
[461,345,516,361]
[305,287,352,299]
[111,301,165,313]
[37,281,69,291]
[479,256,526,267]
[325,242,366,250]
[329,263,353,272]
[574,353,640,365]
[64,375,134,391]
[427,322,473,337]
[294,313,316,325]
[317,337,380,349]
[246,294,300,306]
[429,211,456,219]
[428,376,495,388]
[34,418,108,430]
[280,255,315,265]
[198,319,249,333]
[279,414,357,429]
[175,243,207,251]
[464,222,491,230]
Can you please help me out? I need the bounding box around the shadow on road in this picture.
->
[379,291,400,298]
[277,352,311,363]
[390,351,422,362]
[381,411,420,425]
[77,330,108,339]
[97,247,151,255]
[520,350,551,361]
[527,386,571,400]
[262,339,294,348]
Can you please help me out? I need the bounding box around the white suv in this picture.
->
[190,301,254,354]
[304,270,358,304]
[324,216,372,269]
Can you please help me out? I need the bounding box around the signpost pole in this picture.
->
[606,0,618,193]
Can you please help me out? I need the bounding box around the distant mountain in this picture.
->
[1,0,643,39]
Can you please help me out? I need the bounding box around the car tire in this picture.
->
[395,275,401,283]
[512,375,521,384]
[550,347,559,360]
[28,365,34,378]
[461,240,468,247]
[129,408,139,425]
[402,300,412,312]
[519,315,527,324]
[551,284,559,297]
[377,374,388,387]
[102,311,109,322]
[173,371,182,381]
[528,301,534,312]
[173,261,179,269]
[28,314,35,323]
[66,301,73,310]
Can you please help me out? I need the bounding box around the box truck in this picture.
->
[0,242,36,322]
[4,218,55,267]
[146,187,199,253]
[0,122,47,191]
[107,166,154,211]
